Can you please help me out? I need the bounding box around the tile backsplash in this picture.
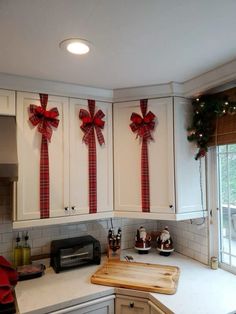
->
[0,182,209,264]
[157,220,209,264]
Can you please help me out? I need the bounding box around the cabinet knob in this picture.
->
[129,302,134,308]
[71,206,76,210]
[169,205,173,209]
[64,206,69,211]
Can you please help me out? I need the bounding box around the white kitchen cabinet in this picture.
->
[113,97,206,220]
[173,97,206,218]
[69,98,113,216]
[16,92,70,221]
[0,89,15,115]
[14,93,113,227]
[115,295,149,314]
[50,295,115,314]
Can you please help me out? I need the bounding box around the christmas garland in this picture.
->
[187,95,236,160]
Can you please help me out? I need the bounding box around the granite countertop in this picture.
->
[15,249,236,314]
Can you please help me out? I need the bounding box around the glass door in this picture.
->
[217,144,236,273]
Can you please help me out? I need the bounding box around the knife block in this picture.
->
[107,227,121,261]
[107,245,121,260]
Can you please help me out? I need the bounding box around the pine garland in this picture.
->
[187,95,236,160]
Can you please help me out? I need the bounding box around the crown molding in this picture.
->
[183,59,236,97]
[1,59,236,103]
[112,59,236,101]
[113,82,184,102]
[0,72,113,102]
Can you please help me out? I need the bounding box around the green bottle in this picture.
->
[13,233,22,267]
[22,232,31,265]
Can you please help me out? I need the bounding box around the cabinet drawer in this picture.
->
[115,295,149,314]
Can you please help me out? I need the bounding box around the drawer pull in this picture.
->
[129,302,134,308]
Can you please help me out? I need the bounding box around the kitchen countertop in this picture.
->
[15,249,236,314]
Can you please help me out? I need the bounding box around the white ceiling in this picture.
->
[0,0,236,90]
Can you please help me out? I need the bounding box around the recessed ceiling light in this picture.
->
[59,38,90,55]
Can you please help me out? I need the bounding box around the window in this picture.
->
[217,144,236,273]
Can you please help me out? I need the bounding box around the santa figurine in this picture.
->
[156,226,174,256]
[135,226,151,254]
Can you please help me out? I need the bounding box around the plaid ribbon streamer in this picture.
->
[130,99,156,212]
[79,99,105,213]
[29,94,59,218]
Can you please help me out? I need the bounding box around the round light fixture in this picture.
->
[59,38,90,55]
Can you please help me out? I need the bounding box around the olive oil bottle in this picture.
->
[22,232,31,265]
[13,232,22,267]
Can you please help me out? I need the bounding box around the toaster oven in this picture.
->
[50,235,101,273]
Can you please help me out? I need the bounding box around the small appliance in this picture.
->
[50,235,101,273]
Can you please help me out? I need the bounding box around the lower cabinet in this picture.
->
[115,295,149,314]
[115,295,167,314]
[148,301,166,314]
[50,295,115,314]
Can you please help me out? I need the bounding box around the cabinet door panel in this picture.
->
[148,98,175,213]
[16,92,69,220]
[69,98,113,214]
[114,98,174,214]
[114,102,140,211]
[174,97,206,214]
[0,89,15,115]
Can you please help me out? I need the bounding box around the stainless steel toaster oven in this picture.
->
[50,235,101,273]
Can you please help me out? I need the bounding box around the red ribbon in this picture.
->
[79,99,105,213]
[29,94,59,218]
[130,99,156,212]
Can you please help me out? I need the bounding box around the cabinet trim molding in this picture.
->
[114,210,207,221]
[50,295,115,314]
[13,210,207,229]
[13,211,114,229]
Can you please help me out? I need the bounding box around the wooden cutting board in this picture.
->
[91,260,180,295]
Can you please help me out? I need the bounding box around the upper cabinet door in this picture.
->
[16,92,69,220]
[0,89,15,115]
[69,98,113,215]
[113,98,175,215]
[174,97,206,215]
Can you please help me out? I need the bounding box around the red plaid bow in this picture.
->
[79,99,105,214]
[130,105,155,140]
[29,94,59,219]
[79,102,105,146]
[29,95,59,141]
[130,99,156,212]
